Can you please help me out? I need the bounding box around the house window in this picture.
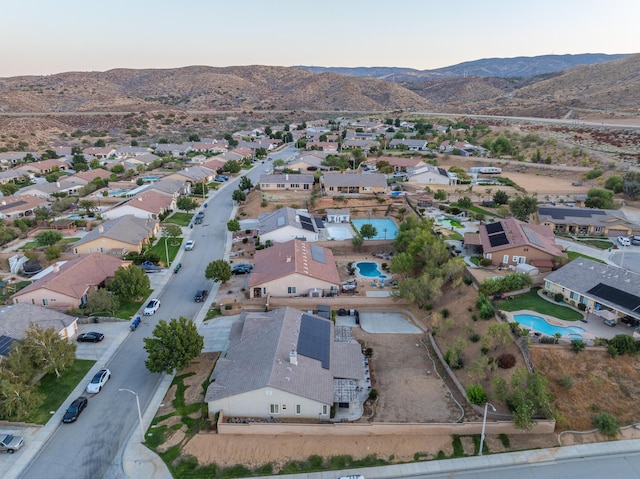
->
[322,405,328,415]
[42,299,49,306]
[594,226,602,233]
[269,404,279,414]
[503,255,509,264]
[74,248,78,254]
[287,286,297,294]
[513,256,526,264]
[295,404,301,415]
[304,184,309,190]
[485,253,492,260]
[329,186,334,191]
[277,184,285,188]
[570,291,579,301]
[281,404,287,411]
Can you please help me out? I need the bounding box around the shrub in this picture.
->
[592,412,619,438]
[466,384,487,405]
[444,348,464,369]
[496,354,516,369]
[480,347,489,355]
[578,303,586,311]
[554,293,564,302]
[470,333,481,343]
[571,339,586,353]
[441,308,450,319]
[498,434,510,448]
[242,237,248,244]
[558,375,574,389]
[463,276,473,286]
[608,334,637,356]
[479,258,493,267]
[369,389,378,400]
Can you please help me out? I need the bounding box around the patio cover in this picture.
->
[595,309,618,321]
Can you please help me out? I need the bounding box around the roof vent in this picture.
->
[286,256,291,263]
[289,350,298,366]
[98,225,104,234]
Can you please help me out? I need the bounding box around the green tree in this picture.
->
[351,235,364,249]
[222,159,241,174]
[21,324,76,378]
[486,322,513,350]
[144,317,204,374]
[205,259,232,284]
[33,207,51,221]
[162,224,182,246]
[585,188,616,209]
[509,195,538,221]
[434,189,447,201]
[79,199,96,217]
[492,190,509,205]
[176,196,198,214]
[44,245,61,261]
[192,182,208,196]
[623,171,640,200]
[110,164,125,174]
[36,230,63,247]
[72,154,89,172]
[466,383,488,405]
[0,182,20,196]
[108,265,151,300]
[239,176,253,191]
[359,223,378,239]
[86,288,120,314]
[604,175,624,193]
[227,219,241,233]
[457,196,472,209]
[0,372,44,419]
[232,189,246,203]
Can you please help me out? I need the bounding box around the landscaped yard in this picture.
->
[149,237,182,266]
[575,238,614,250]
[17,359,95,424]
[163,213,192,227]
[20,237,80,250]
[113,296,146,320]
[567,251,606,263]
[497,288,583,321]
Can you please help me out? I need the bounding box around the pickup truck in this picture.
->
[138,260,162,273]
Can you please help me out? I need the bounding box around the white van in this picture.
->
[617,236,631,247]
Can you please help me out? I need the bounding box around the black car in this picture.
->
[231,263,254,275]
[77,332,104,342]
[62,396,88,423]
[337,308,348,316]
[194,290,208,302]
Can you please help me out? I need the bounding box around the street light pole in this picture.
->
[164,236,169,267]
[479,402,496,456]
[119,388,145,443]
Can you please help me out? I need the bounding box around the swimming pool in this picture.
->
[514,314,584,337]
[355,261,383,278]
[108,189,129,196]
[142,176,159,182]
[352,219,399,240]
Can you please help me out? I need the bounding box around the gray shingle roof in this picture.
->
[258,207,318,235]
[205,308,335,404]
[73,215,157,247]
[322,173,388,188]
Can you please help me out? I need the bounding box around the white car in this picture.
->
[184,240,195,251]
[143,298,161,315]
[86,368,111,394]
[617,236,631,247]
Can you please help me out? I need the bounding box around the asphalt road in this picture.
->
[17,166,256,479]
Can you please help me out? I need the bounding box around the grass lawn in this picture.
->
[20,237,80,250]
[567,251,606,263]
[114,296,147,319]
[469,205,499,218]
[20,359,96,424]
[498,288,583,321]
[163,212,192,226]
[576,238,614,250]
[0,280,31,303]
[149,237,182,266]
[204,307,222,321]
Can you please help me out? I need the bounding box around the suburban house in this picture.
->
[0,152,39,168]
[321,173,389,196]
[163,165,215,185]
[249,240,340,298]
[439,140,489,157]
[0,303,79,357]
[341,139,380,151]
[287,153,330,172]
[72,168,112,184]
[388,139,429,151]
[259,173,314,192]
[15,159,68,176]
[101,191,175,220]
[465,217,566,271]
[82,147,116,159]
[0,169,26,185]
[536,206,640,238]
[407,164,457,185]
[325,208,350,223]
[544,258,640,323]
[258,207,324,243]
[114,146,153,158]
[369,155,426,172]
[153,143,191,157]
[17,177,86,199]
[11,253,125,310]
[0,195,49,219]
[122,152,161,166]
[202,158,226,173]
[306,141,339,153]
[137,178,190,199]
[72,215,159,255]
[205,307,366,420]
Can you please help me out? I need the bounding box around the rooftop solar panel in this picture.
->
[301,222,315,232]
[0,200,26,212]
[485,222,504,234]
[310,244,326,263]
[587,283,640,312]
[488,232,509,247]
[0,335,17,357]
[298,314,331,369]
[539,207,607,220]
[276,216,285,227]
[521,225,545,248]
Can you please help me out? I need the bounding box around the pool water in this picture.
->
[352,219,399,240]
[514,314,584,337]
[355,261,383,277]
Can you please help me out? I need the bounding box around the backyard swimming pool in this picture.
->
[355,261,384,278]
[108,189,129,196]
[514,313,584,337]
[352,219,398,240]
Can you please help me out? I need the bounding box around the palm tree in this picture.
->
[78,199,96,217]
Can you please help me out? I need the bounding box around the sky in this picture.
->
[2,0,638,77]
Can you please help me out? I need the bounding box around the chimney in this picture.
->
[98,225,104,234]
[285,174,289,181]
[289,350,298,366]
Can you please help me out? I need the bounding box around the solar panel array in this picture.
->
[488,233,509,247]
[539,207,607,220]
[587,283,640,313]
[485,222,504,234]
[298,313,331,369]
[299,215,315,232]
[310,244,326,264]
[0,335,17,357]
[521,225,545,248]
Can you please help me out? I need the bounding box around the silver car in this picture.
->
[1,434,24,454]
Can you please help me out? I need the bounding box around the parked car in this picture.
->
[194,289,208,302]
[184,240,195,251]
[617,236,631,246]
[77,332,104,342]
[231,264,253,275]
[62,396,88,423]
[337,308,348,316]
[214,175,228,182]
[143,298,161,315]
[174,262,182,273]
[86,368,111,394]
[604,318,617,327]
[632,235,640,246]
[0,433,24,454]
[194,216,203,225]
[139,260,162,273]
